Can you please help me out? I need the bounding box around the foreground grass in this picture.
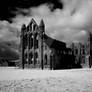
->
[0,67,92,92]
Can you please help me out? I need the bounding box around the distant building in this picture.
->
[68,42,90,68]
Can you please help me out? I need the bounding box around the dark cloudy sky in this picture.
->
[0,0,63,22]
[0,0,91,44]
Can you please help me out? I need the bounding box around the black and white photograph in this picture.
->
[0,0,92,92]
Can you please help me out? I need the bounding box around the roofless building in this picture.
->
[20,18,92,69]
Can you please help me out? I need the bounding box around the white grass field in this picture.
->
[0,67,92,92]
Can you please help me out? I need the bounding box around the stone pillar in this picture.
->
[21,24,26,69]
[89,32,92,68]
[39,20,45,70]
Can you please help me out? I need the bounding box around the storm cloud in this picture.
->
[0,0,92,44]
[9,0,92,43]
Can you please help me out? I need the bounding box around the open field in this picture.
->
[0,67,92,92]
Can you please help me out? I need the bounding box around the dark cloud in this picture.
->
[0,0,63,22]
[0,0,91,48]
[0,20,20,60]
[0,41,19,60]
[11,0,92,43]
